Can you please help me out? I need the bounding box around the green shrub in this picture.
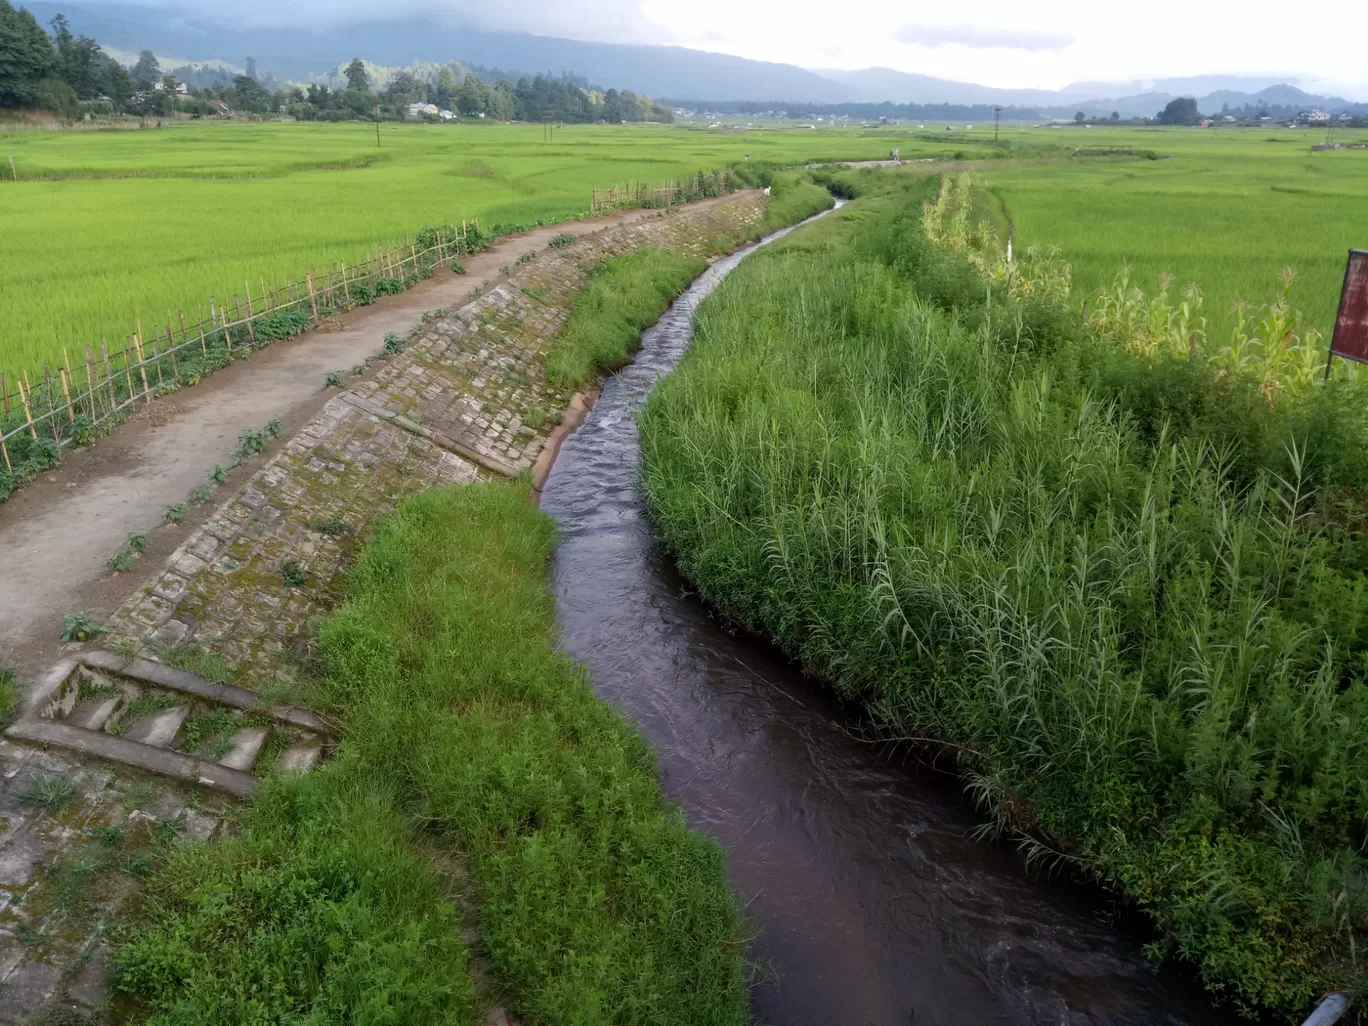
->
[376,277,403,296]
[347,282,376,305]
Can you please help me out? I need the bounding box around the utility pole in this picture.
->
[994,105,1002,145]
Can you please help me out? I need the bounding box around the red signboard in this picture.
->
[1330,250,1368,365]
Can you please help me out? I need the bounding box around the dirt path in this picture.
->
[0,196,743,679]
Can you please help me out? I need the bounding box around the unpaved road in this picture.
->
[0,196,744,680]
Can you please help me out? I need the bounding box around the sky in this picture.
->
[77,0,1368,98]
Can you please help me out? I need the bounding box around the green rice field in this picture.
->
[3,119,1366,385]
[0,121,924,381]
[978,124,1368,342]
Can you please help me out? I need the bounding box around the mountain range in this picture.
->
[22,1,1365,117]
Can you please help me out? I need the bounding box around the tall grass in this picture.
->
[639,180,1368,1016]
[116,481,750,1025]
[547,249,707,389]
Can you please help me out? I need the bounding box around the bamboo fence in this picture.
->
[0,220,482,477]
[592,168,734,213]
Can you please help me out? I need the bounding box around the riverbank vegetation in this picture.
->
[116,481,749,1025]
[639,171,1368,1016]
[548,249,707,388]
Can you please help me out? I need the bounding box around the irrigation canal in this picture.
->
[539,205,1252,1025]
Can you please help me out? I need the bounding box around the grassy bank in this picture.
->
[116,482,749,1025]
[639,176,1368,1016]
[548,249,707,388]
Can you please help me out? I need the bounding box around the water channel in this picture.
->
[539,206,1247,1026]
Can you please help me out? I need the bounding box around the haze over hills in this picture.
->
[23,0,1365,116]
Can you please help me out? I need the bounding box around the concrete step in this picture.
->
[121,705,190,748]
[67,696,123,732]
[277,742,322,773]
[217,726,269,772]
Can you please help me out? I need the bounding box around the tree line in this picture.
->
[0,1,672,124]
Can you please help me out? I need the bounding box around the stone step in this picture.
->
[66,696,123,732]
[121,705,191,748]
[277,742,322,773]
[217,726,269,772]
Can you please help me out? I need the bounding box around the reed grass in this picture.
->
[639,177,1368,1016]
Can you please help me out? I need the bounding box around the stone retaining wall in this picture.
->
[103,192,767,684]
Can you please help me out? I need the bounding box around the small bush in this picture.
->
[381,332,405,356]
[347,282,376,305]
[324,370,344,388]
[106,552,133,574]
[375,277,403,296]
[548,233,576,249]
[60,611,105,643]
[450,261,466,275]
[192,486,213,505]
[280,560,307,588]
[251,309,310,343]
[207,464,227,484]
[0,660,18,727]
[164,503,185,523]
[310,515,347,536]
[126,532,149,553]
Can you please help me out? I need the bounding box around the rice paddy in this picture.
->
[0,120,933,382]
[977,124,1368,342]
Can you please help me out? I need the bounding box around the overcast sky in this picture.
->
[91,0,1368,97]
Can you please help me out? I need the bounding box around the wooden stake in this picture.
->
[58,367,74,424]
[153,333,164,386]
[166,324,179,377]
[1,372,9,415]
[43,365,58,439]
[1,436,10,472]
[100,341,115,411]
[85,346,99,419]
[133,331,151,402]
[17,378,36,439]
[121,343,134,403]
[244,282,256,346]
[307,269,318,319]
[340,262,349,307]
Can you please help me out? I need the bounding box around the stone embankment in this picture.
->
[0,190,767,1023]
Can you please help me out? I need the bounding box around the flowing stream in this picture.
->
[539,206,1246,1026]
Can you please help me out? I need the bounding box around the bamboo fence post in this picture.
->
[60,348,77,423]
[244,282,257,346]
[17,378,36,439]
[121,343,134,400]
[307,270,318,319]
[195,308,207,357]
[340,262,349,307]
[1,372,9,415]
[43,366,58,439]
[166,324,179,377]
[152,333,164,386]
[100,341,115,411]
[1,435,9,472]
[133,331,151,402]
[58,367,74,424]
[179,309,189,349]
[85,346,99,419]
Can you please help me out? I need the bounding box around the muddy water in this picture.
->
[539,210,1242,1025]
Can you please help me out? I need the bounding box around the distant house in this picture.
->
[406,102,440,117]
[1306,109,1331,122]
[211,100,231,117]
[439,109,456,120]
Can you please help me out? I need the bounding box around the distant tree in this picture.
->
[50,16,108,99]
[232,73,270,113]
[1110,110,1120,122]
[1157,96,1200,125]
[343,58,368,92]
[132,48,159,89]
[244,56,256,80]
[1074,110,1085,123]
[105,59,134,106]
[0,0,57,106]
[456,74,489,116]
[433,66,456,108]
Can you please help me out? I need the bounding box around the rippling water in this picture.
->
[539,208,1242,1026]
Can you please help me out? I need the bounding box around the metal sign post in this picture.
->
[1326,249,1368,378]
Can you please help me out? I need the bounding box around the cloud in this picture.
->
[892,23,1074,52]
[821,45,843,57]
